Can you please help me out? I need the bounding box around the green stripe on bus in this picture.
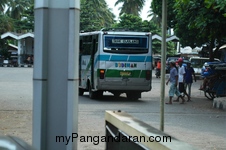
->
[97,69,148,78]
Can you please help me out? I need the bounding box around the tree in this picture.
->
[112,14,143,30]
[14,2,34,32]
[0,0,9,13]
[80,0,115,31]
[3,0,34,33]
[150,0,177,29]
[0,0,34,59]
[0,40,10,59]
[115,0,145,17]
[0,14,14,33]
[0,14,14,57]
[148,8,161,28]
[150,0,226,60]
[6,0,31,20]
[174,0,226,60]
[112,14,160,32]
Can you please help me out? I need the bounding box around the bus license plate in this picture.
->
[120,71,131,76]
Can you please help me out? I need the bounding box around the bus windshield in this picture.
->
[103,35,148,54]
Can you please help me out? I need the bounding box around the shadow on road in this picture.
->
[80,94,147,103]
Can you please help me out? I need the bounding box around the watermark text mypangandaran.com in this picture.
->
[56,133,172,145]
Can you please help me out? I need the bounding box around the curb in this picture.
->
[19,64,33,68]
[1,64,33,68]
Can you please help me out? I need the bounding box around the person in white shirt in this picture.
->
[174,58,190,102]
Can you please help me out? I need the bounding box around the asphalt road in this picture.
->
[0,67,226,150]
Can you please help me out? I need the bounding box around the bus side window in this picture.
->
[93,35,98,53]
[81,36,92,55]
[79,40,83,54]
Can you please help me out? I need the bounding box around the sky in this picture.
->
[106,0,152,21]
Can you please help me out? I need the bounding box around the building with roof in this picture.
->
[1,32,34,66]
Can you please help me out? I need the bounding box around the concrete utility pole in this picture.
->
[160,0,167,132]
[33,0,80,149]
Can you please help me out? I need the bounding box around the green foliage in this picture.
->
[151,0,177,28]
[150,0,178,55]
[112,14,159,32]
[150,0,161,19]
[0,0,34,33]
[0,39,10,59]
[1,0,179,57]
[174,0,226,48]
[0,0,33,53]
[167,41,177,55]
[152,40,161,54]
[0,0,10,13]
[151,0,226,60]
[152,39,176,55]
[115,0,145,17]
[13,3,34,32]
[0,14,14,34]
[6,0,31,20]
[80,0,115,32]
[112,14,143,31]
[0,15,14,55]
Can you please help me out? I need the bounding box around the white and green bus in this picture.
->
[79,30,152,100]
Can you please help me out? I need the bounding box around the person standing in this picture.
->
[27,56,31,64]
[185,62,196,101]
[166,61,185,104]
[155,60,161,78]
[174,58,190,102]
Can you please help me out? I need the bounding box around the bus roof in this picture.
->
[79,30,151,36]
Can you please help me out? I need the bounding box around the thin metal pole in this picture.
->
[160,0,167,132]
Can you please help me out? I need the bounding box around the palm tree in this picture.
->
[6,0,31,20]
[94,0,115,27]
[0,14,13,33]
[87,0,115,27]
[80,0,115,31]
[148,8,161,28]
[115,0,145,17]
[0,0,10,14]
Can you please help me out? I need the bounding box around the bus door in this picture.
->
[79,40,83,86]
[90,35,98,90]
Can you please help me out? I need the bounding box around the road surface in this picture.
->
[0,67,225,150]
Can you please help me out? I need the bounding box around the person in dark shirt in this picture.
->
[184,62,196,101]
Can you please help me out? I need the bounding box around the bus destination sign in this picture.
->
[112,39,139,44]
